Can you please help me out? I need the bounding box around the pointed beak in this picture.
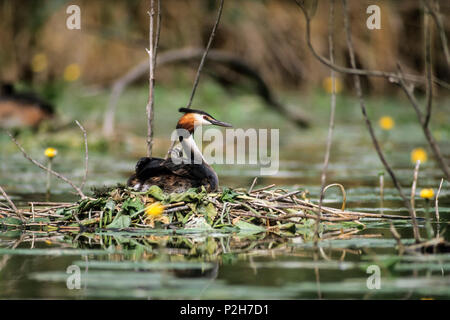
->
[209,119,233,127]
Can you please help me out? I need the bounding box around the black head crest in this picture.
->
[178,108,214,118]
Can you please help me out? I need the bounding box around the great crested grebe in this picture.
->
[127,108,232,193]
[0,84,54,131]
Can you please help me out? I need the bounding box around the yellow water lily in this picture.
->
[64,64,81,82]
[44,147,57,158]
[31,53,48,73]
[145,202,164,218]
[420,188,434,200]
[322,76,343,94]
[378,116,395,131]
[411,148,427,164]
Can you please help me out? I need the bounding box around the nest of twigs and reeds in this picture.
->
[1,183,415,239]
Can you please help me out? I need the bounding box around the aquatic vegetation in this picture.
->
[0,183,416,242]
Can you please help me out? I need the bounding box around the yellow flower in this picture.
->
[420,188,434,200]
[44,147,57,158]
[145,202,164,218]
[322,77,343,94]
[378,116,395,131]
[63,64,81,82]
[411,148,427,164]
[31,53,48,73]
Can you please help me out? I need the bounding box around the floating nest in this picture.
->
[0,183,415,240]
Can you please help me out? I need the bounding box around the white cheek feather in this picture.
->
[193,113,211,126]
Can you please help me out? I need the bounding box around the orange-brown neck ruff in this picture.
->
[176,113,197,133]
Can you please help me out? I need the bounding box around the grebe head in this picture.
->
[176,108,232,133]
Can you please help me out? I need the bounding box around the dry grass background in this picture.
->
[0,0,449,94]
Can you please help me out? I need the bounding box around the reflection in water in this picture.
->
[0,222,449,299]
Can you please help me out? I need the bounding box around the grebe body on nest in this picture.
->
[127,108,232,193]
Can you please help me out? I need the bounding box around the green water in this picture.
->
[1,84,449,299]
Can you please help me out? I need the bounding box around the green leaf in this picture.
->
[0,217,23,226]
[220,187,239,202]
[121,198,144,215]
[166,188,207,203]
[146,185,166,201]
[198,202,217,224]
[235,220,266,234]
[106,215,131,229]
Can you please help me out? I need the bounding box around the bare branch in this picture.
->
[396,65,450,180]
[186,0,225,108]
[75,120,89,191]
[341,0,412,214]
[424,9,433,128]
[145,0,161,157]
[6,131,86,199]
[423,0,450,66]
[294,0,450,89]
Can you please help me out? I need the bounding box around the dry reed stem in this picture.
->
[145,0,161,157]
[75,120,89,191]
[248,177,258,194]
[435,178,444,222]
[0,185,23,220]
[315,0,337,245]
[410,160,421,243]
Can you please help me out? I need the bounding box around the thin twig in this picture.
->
[423,0,450,66]
[6,131,86,199]
[423,8,433,128]
[315,0,336,245]
[186,0,225,108]
[270,190,302,202]
[0,185,23,220]
[248,177,258,194]
[410,160,421,243]
[251,184,276,193]
[75,120,89,191]
[165,0,225,159]
[435,178,444,222]
[390,222,405,255]
[396,65,450,180]
[379,173,384,214]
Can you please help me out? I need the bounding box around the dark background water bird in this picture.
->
[0,83,54,132]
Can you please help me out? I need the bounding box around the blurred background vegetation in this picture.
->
[1,0,449,92]
[0,0,449,193]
